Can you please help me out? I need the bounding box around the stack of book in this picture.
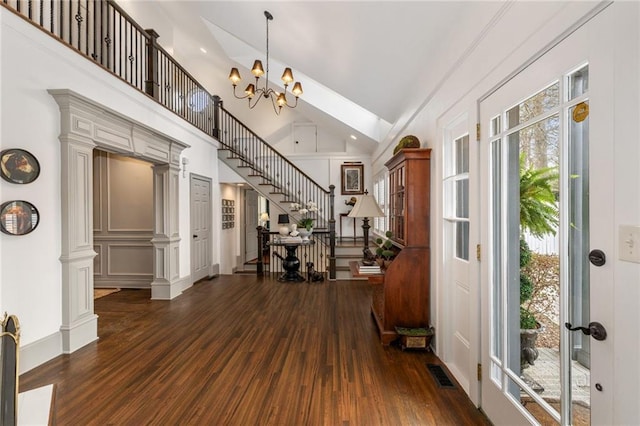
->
[357,261,381,274]
[277,236,303,243]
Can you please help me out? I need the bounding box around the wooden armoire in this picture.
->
[370,148,431,345]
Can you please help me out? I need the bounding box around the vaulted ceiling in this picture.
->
[120,1,508,153]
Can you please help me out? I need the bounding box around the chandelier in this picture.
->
[228,10,303,115]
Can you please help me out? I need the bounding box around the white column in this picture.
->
[59,135,98,353]
[150,163,182,299]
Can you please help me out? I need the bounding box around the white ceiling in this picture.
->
[121,1,507,151]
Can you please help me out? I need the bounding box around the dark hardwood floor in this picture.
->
[20,275,491,425]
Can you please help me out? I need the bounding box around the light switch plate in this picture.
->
[619,225,640,263]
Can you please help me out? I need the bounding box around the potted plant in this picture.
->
[375,231,396,268]
[290,200,318,240]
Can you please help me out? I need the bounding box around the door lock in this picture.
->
[565,321,607,341]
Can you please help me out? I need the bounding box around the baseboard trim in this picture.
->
[20,331,63,374]
[210,264,220,276]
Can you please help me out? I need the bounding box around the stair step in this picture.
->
[335,266,367,281]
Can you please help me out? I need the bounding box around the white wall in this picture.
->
[0,9,220,365]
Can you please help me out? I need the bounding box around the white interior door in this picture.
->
[442,118,477,399]
[479,8,614,425]
[190,175,211,282]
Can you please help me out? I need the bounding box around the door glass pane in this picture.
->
[456,221,469,261]
[568,66,589,100]
[456,180,469,218]
[455,135,469,173]
[517,112,561,394]
[506,83,560,130]
[568,99,591,425]
[491,116,501,137]
[508,376,560,425]
[446,134,470,261]
[491,139,502,360]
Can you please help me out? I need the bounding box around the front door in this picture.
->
[190,175,211,282]
[479,7,614,425]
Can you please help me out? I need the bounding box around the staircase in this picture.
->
[216,105,337,279]
[333,238,369,280]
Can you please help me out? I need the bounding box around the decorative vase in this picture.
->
[298,227,313,241]
[520,322,544,369]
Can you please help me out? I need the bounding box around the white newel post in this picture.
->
[151,162,182,300]
[59,135,99,353]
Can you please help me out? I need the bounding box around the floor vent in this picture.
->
[426,364,455,388]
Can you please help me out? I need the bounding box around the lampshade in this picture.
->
[260,212,270,222]
[277,214,290,224]
[228,67,241,84]
[281,67,294,84]
[251,60,265,77]
[348,193,384,218]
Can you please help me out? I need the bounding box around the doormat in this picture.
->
[426,363,456,388]
[94,288,120,300]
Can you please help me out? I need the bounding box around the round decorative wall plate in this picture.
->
[0,200,40,235]
[1,149,40,184]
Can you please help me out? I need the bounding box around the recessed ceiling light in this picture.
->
[200,47,207,54]
[350,135,357,140]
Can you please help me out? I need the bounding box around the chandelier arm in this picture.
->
[268,93,283,116]
[248,92,264,109]
[284,95,300,109]
[232,85,250,100]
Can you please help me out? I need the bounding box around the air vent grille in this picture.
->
[426,364,455,388]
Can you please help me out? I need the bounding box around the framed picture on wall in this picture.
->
[1,149,40,184]
[0,200,40,235]
[341,163,364,195]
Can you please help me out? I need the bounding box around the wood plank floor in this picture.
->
[20,275,491,425]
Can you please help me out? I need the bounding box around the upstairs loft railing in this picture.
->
[1,0,216,134]
[2,0,336,278]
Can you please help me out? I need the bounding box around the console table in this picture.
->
[339,213,357,241]
[269,240,315,282]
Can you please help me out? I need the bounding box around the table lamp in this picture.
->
[348,190,384,254]
[260,212,270,228]
[277,214,290,236]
